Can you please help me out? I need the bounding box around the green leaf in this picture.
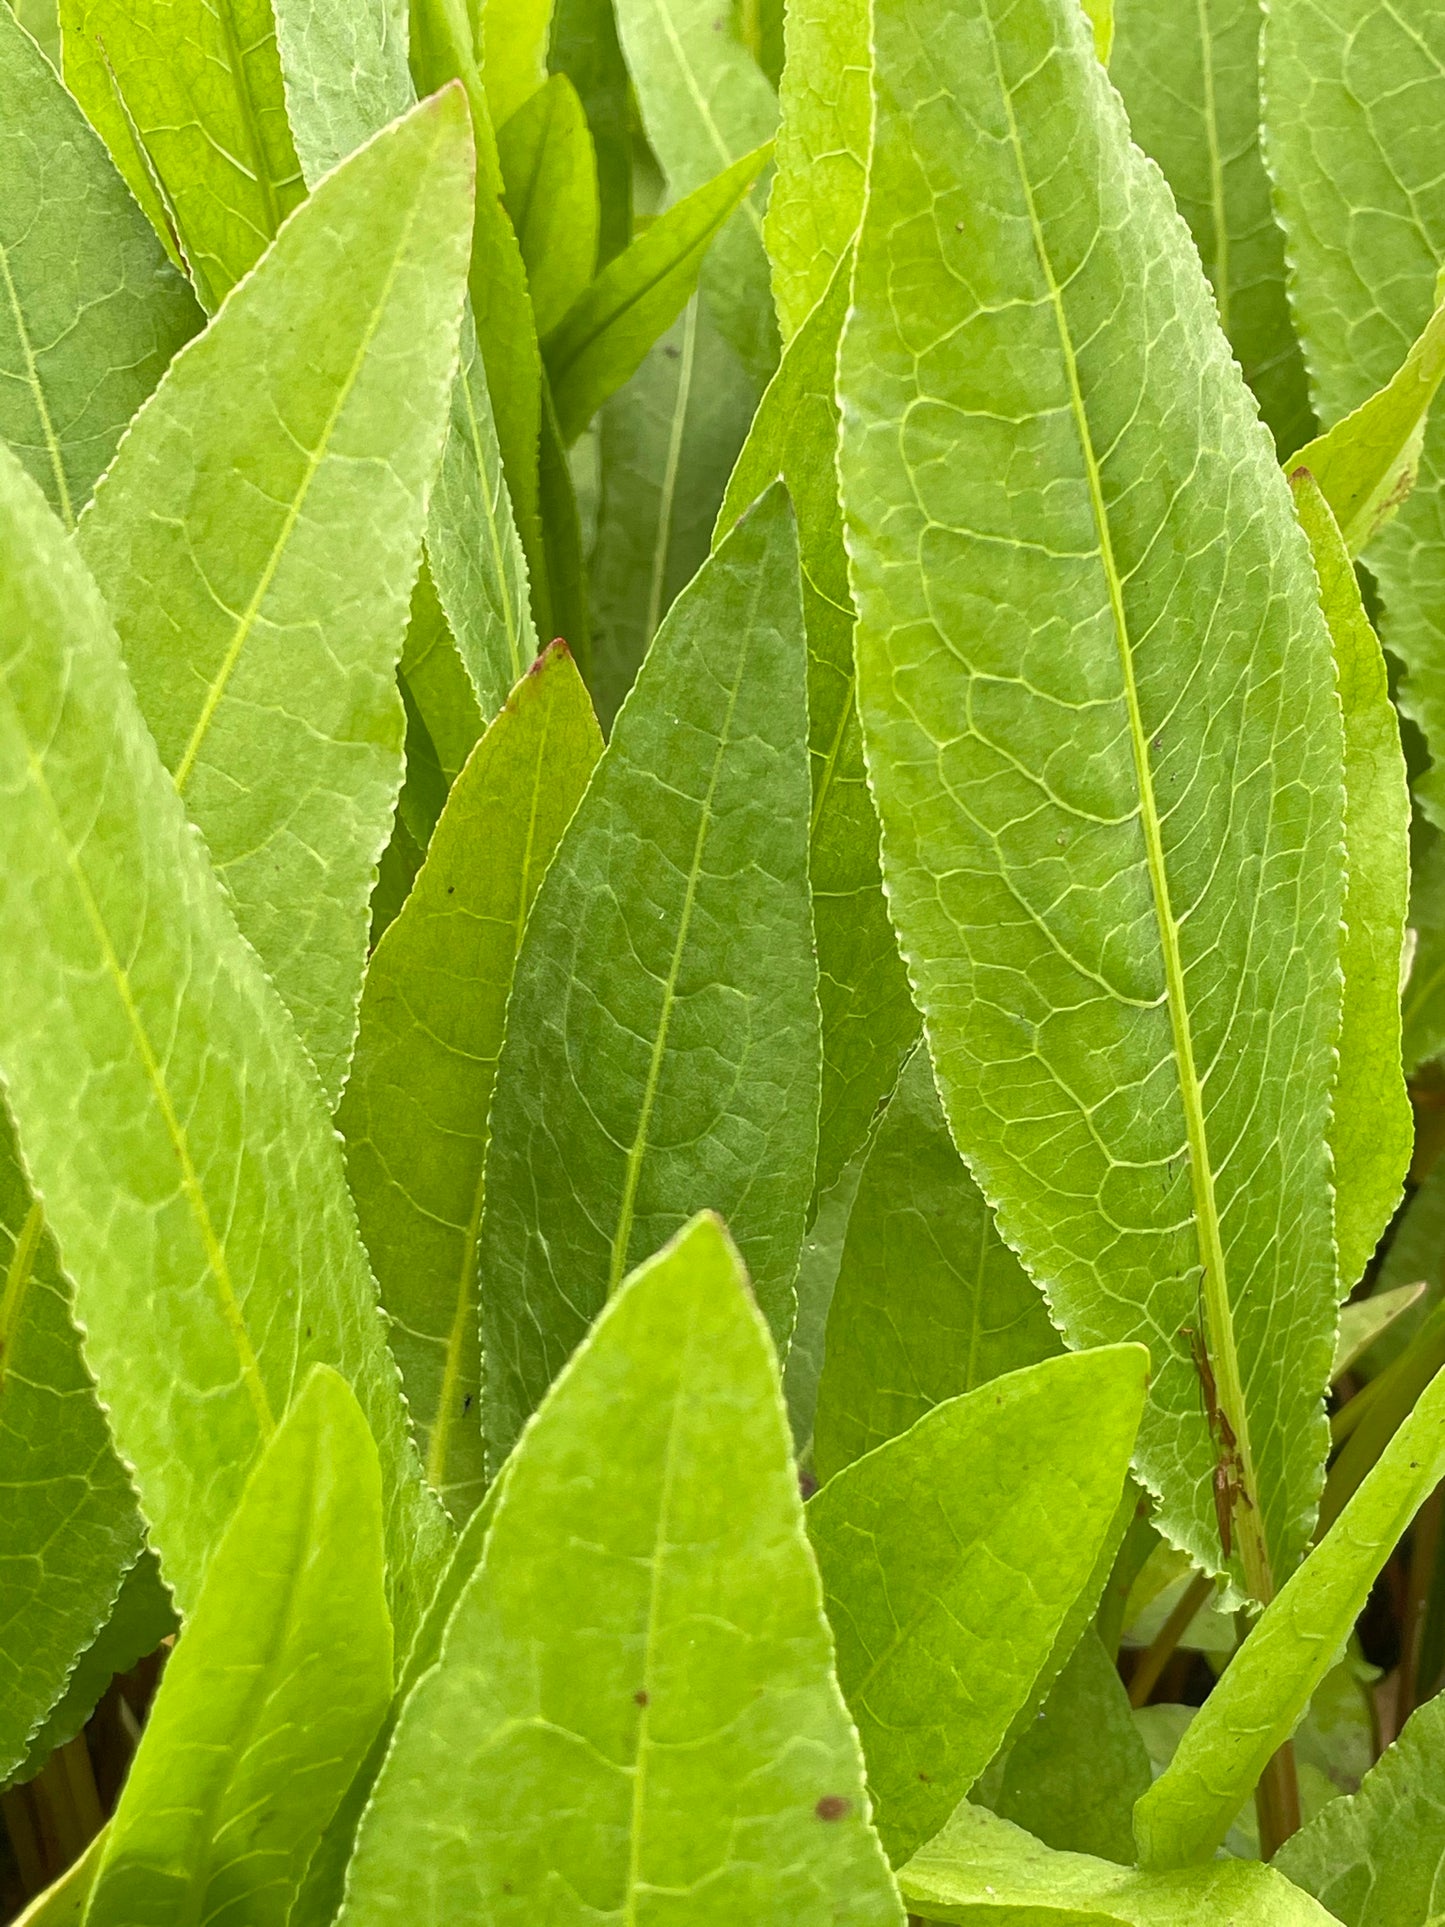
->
[545,141,771,444]
[1110,0,1312,455]
[0,6,199,526]
[1276,1689,1445,1925]
[75,91,474,1106]
[478,0,551,125]
[613,0,780,384]
[764,0,868,344]
[1364,1159,1445,1378]
[785,1147,866,1463]
[0,1102,144,1784]
[1081,0,1112,63]
[84,1369,393,1927]
[1406,823,1445,1075]
[1288,473,1411,1289]
[498,73,598,340]
[478,483,820,1464]
[59,0,305,310]
[1333,1282,1426,1381]
[990,1628,1152,1867]
[716,252,917,1205]
[12,1828,104,1927]
[399,563,485,785]
[1263,0,1445,822]
[549,0,633,264]
[808,1345,1147,1865]
[336,1212,905,1927]
[339,644,601,1524]
[0,440,450,1644]
[1134,1356,1445,1868]
[588,294,757,728]
[813,1048,1060,1482]
[271,0,412,183]
[838,0,1345,1595]
[7,0,58,63]
[901,1802,1339,1925]
[538,370,591,664]
[1286,286,1445,560]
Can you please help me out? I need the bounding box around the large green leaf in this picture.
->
[0,440,450,1643]
[1276,1690,1445,1925]
[1290,473,1410,1289]
[549,0,633,264]
[59,0,304,310]
[716,253,915,1205]
[588,295,757,728]
[477,0,551,125]
[838,0,1345,1596]
[0,1103,143,1784]
[76,91,474,1106]
[84,1369,392,1927]
[479,481,819,1463]
[271,0,412,183]
[613,0,779,384]
[901,1803,1338,1925]
[764,0,868,344]
[0,6,198,526]
[545,141,771,444]
[1110,0,1312,455]
[339,644,601,1524]
[498,73,598,340]
[813,1049,1060,1483]
[1134,1357,1445,1867]
[1263,0,1445,821]
[808,1346,1147,1864]
[337,1213,905,1927]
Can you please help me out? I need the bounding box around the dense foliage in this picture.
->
[1,0,1444,1920]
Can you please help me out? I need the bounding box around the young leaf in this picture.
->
[588,295,757,728]
[83,1369,393,1927]
[477,0,551,126]
[1110,0,1312,454]
[808,1345,1148,1864]
[813,1049,1060,1483]
[0,6,199,526]
[399,564,485,786]
[336,1213,905,1927]
[901,1802,1339,1925]
[498,72,598,340]
[544,142,772,444]
[0,442,450,1643]
[1290,473,1411,1289]
[1276,1689,1445,1925]
[1333,1282,1426,1382]
[477,483,820,1464]
[0,1103,143,1784]
[271,0,413,183]
[717,253,917,1205]
[1134,1356,1445,1867]
[339,645,602,1524]
[59,0,305,309]
[1263,0,1445,821]
[550,0,633,264]
[838,0,1345,1596]
[765,0,869,344]
[76,90,475,1106]
[613,0,780,384]
[1286,288,1445,559]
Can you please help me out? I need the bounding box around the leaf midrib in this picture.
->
[640,0,767,244]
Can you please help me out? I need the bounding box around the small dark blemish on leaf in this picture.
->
[463,1394,473,1413]
[798,1468,818,1500]
[917,1770,932,1783]
[634,1689,649,1707]
[446,885,455,895]
[1151,733,1162,752]
[815,1796,851,1822]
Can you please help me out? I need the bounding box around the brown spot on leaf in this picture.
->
[815,1796,851,1822]
[634,1690,649,1707]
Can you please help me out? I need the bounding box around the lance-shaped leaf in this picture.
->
[479,482,819,1465]
[399,564,483,786]
[785,1148,866,1462]
[1333,1282,1425,1381]
[337,1213,905,1927]
[838,0,1345,1594]
[339,645,601,1525]
[545,142,772,445]
[1290,473,1410,1289]
[550,0,633,264]
[498,72,597,340]
[808,1346,1147,1865]
[1110,0,1312,455]
[613,0,779,385]
[1276,1690,1445,1925]
[76,91,475,1106]
[588,295,757,728]
[765,0,869,344]
[1263,0,1445,821]
[272,0,412,183]
[0,442,450,1643]
[1287,287,1445,560]
[717,254,916,1206]
[59,0,304,310]
[84,1369,392,1927]
[0,1103,144,1784]
[1134,1357,1445,1868]
[477,0,550,126]
[902,1803,1338,1925]
[0,7,199,526]
[813,1049,1060,1483]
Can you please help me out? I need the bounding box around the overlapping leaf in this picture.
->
[498,72,597,340]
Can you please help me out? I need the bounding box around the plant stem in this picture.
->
[1254,1739,1302,1860]
[1128,1571,1213,1708]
